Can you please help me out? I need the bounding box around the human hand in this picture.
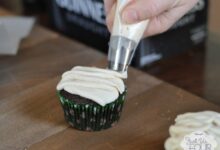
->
[104,0,199,37]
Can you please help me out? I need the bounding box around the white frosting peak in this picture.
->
[57,66,126,106]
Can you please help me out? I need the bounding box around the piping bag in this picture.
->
[108,0,149,73]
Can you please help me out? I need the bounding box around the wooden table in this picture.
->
[1,8,220,150]
[143,33,220,105]
[141,0,220,105]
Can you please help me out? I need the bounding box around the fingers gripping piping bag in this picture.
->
[108,0,149,73]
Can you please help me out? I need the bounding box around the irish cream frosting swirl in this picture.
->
[57,66,127,106]
[165,111,220,150]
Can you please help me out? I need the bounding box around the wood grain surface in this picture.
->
[0,8,220,150]
[0,36,105,100]
[28,83,220,150]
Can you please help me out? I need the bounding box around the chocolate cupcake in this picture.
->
[56,66,127,131]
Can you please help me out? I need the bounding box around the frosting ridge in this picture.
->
[57,66,126,106]
[165,111,220,150]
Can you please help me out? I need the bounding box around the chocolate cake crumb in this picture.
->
[59,90,100,106]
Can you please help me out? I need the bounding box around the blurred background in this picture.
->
[1,0,219,32]
[0,0,220,104]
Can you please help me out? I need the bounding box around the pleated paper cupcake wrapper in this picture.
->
[57,91,127,131]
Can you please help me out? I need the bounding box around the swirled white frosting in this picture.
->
[56,66,127,106]
[165,111,220,150]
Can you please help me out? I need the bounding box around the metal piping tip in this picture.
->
[107,36,137,73]
[108,61,128,73]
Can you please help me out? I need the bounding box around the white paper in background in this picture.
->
[0,17,35,55]
[0,23,20,55]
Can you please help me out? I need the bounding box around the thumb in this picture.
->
[122,0,174,24]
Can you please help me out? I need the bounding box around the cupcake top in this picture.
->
[57,66,127,106]
[165,111,220,150]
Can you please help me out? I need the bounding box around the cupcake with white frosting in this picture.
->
[165,111,220,150]
[56,66,127,131]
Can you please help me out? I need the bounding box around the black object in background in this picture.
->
[50,0,209,67]
[49,0,109,51]
[22,0,50,27]
[22,0,47,13]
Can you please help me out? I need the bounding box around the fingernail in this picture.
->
[122,9,138,24]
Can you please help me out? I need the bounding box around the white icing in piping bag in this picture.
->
[108,0,149,73]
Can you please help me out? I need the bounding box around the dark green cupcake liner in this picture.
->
[57,91,127,131]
